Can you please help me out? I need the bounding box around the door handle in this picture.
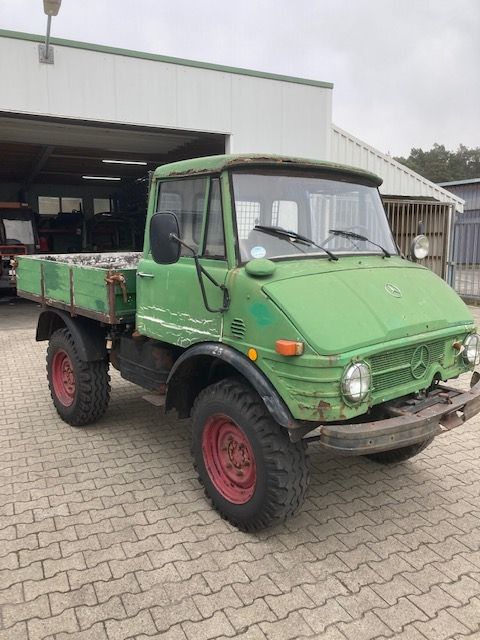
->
[137,272,155,278]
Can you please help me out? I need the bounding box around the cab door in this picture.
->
[136,176,229,347]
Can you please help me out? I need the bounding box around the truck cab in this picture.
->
[138,155,476,425]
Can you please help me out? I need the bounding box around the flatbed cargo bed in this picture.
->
[16,252,140,324]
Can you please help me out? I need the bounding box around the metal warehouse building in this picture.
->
[0,29,464,275]
[440,178,480,300]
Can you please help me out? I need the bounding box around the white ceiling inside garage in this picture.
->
[0,113,225,184]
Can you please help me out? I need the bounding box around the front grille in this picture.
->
[370,339,446,393]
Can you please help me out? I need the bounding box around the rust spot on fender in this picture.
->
[317,400,331,421]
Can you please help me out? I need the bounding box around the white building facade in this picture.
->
[0,28,463,213]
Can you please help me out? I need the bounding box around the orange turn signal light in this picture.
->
[275,340,304,356]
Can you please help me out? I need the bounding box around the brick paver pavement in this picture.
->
[1,299,480,639]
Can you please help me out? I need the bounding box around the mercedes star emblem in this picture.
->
[411,345,430,379]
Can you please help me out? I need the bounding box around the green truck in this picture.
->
[16,154,480,531]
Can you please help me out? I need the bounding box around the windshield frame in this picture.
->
[229,168,398,265]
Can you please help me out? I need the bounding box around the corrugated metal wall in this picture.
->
[331,125,464,212]
[441,183,480,212]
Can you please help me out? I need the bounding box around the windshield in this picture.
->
[2,218,35,245]
[232,171,397,262]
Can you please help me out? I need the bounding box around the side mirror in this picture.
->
[150,212,181,264]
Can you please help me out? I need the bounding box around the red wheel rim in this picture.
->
[52,350,76,407]
[202,414,257,504]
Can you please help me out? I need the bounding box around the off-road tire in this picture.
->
[46,328,110,427]
[364,437,434,464]
[191,378,310,531]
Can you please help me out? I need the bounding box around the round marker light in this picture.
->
[342,362,371,404]
[411,235,429,260]
[463,334,480,365]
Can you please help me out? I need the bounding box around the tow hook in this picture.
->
[438,392,453,405]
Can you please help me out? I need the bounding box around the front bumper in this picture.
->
[314,374,480,455]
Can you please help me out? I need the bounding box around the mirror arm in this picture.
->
[170,234,230,313]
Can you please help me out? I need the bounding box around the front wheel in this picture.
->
[364,437,434,464]
[191,378,309,531]
[47,328,110,427]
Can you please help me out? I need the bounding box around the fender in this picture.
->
[166,342,296,429]
[36,309,107,361]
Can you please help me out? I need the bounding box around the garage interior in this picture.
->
[0,112,225,255]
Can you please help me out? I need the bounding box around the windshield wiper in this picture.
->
[254,225,338,261]
[328,229,391,258]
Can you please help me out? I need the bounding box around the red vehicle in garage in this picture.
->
[0,204,39,292]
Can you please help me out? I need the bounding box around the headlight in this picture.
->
[463,334,480,365]
[341,362,371,403]
[411,235,429,260]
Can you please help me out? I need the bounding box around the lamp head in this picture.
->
[43,0,62,16]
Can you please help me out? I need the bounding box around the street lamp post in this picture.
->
[39,0,62,64]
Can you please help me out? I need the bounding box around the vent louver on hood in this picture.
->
[230,318,246,339]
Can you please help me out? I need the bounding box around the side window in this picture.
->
[203,179,225,259]
[157,178,207,256]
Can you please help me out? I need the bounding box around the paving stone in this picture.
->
[94,572,142,603]
[0,582,23,607]
[413,609,470,640]
[49,583,98,616]
[105,609,156,640]
[27,608,79,639]
[448,596,480,631]
[193,584,242,617]
[151,598,202,632]
[233,575,282,605]
[408,584,461,617]
[68,561,112,590]
[374,596,429,632]
[260,610,316,639]
[301,598,352,634]
[203,564,250,590]
[2,594,51,628]
[163,572,210,603]
[182,610,235,640]
[336,584,389,618]
[75,595,127,629]
[122,582,169,616]
[371,574,421,605]
[337,611,392,640]
[55,621,109,640]
[0,620,29,640]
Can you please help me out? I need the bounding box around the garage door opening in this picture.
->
[0,113,226,265]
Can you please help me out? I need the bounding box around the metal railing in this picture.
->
[449,212,480,302]
[383,198,453,279]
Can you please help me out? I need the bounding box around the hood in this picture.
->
[262,263,474,354]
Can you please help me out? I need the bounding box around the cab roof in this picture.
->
[153,154,383,187]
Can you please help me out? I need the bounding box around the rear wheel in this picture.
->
[47,328,110,426]
[364,437,434,464]
[191,378,309,531]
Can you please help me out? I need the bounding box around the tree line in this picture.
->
[394,144,480,184]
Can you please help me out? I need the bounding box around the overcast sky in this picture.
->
[1,0,478,157]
